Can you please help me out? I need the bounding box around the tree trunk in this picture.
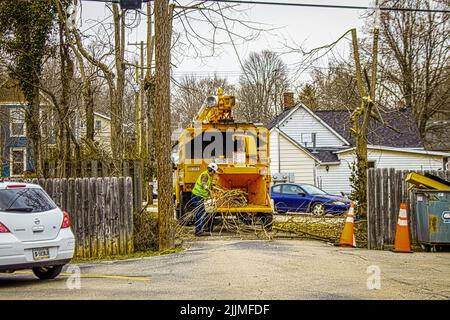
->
[58,21,75,177]
[27,86,43,177]
[155,0,175,250]
[111,4,125,173]
[85,82,95,143]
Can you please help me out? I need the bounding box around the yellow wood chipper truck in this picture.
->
[174,88,274,229]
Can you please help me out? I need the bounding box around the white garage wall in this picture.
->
[278,106,347,148]
[317,162,352,195]
[317,148,446,195]
[269,130,316,185]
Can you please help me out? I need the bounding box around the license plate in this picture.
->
[32,248,50,261]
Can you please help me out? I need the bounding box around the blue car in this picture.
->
[270,183,351,215]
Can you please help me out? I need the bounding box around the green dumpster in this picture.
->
[415,190,450,252]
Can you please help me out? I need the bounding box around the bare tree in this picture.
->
[55,0,128,171]
[172,75,236,128]
[374,0,450,138]
[296,83,319,109]
[297,62,360,111]
[236,50,289,124]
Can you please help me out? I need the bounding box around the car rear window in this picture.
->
[0,188,57,213]
[272,185,281,193]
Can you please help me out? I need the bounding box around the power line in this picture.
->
[81,0,450,13]
[203,0,450,13]
[82,0,151,3]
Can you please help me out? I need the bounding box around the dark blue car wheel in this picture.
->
[311,203,325,216]
[274,202,288,214]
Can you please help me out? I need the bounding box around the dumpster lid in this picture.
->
[424,173,450,187]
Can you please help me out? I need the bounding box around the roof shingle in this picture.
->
[314,108,423,148]
[306,148,340,163]
[268,104,423,148]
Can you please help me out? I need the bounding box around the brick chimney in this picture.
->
[283,92,295,110]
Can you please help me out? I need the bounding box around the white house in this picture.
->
[74,112,113,152]
[268,102,450,195]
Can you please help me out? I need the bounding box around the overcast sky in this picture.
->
[79,0,375,86]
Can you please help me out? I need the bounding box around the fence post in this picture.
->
[111,177,120,256]
[125,176,134,254]
[89,177,98,257]
[81,178,90,258]
[133,161,143,211]
[388,168,396,247]
[118,177,126,255]
[381,168,389,249]
[104,177,113,256]
[367,168,375,249]
[97,177,106,257]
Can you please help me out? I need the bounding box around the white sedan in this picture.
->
[0,183,75,279]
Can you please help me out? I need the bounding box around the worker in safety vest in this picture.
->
[191,163,218,236]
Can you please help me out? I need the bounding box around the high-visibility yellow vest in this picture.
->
[192,171,211,198]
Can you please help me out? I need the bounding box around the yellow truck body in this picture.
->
[175,89,273,223]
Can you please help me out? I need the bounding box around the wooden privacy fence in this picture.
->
[367,168,450,250]
[26,177,134,258]
[42,159,143,211]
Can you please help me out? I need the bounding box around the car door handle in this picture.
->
[32,226,45,233]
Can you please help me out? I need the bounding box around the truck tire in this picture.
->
[261,213,273,231]
[238,213,253,225]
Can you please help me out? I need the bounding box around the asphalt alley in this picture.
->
[1,239,449,299]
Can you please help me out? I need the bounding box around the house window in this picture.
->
[368,161,376,169]
[10,108,26,137]
[95,120,102,132]
[10,148,26,176]
[300,133,315,147]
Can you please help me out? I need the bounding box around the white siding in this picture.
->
[278,106,347,147]
[317,148,445,195]
[317,161,352,195]
[269,130,316,184]
[368,149,445,170]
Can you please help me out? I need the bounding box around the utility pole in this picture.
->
[134,62,141,154]
[140,40,146,155]
[145,0,156,205]
[351,0,380,217]
[128,41,148,156]
[154,0,175,250]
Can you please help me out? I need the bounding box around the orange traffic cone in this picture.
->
[392,203,413,253]
[338,202,356,248]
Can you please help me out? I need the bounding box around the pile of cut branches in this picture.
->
[274,216,368,247]
[211,186,248,208]
[175,187,273,239]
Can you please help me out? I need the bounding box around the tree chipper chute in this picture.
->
[175,88,274,229]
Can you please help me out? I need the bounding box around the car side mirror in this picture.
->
[297,192,306,196]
